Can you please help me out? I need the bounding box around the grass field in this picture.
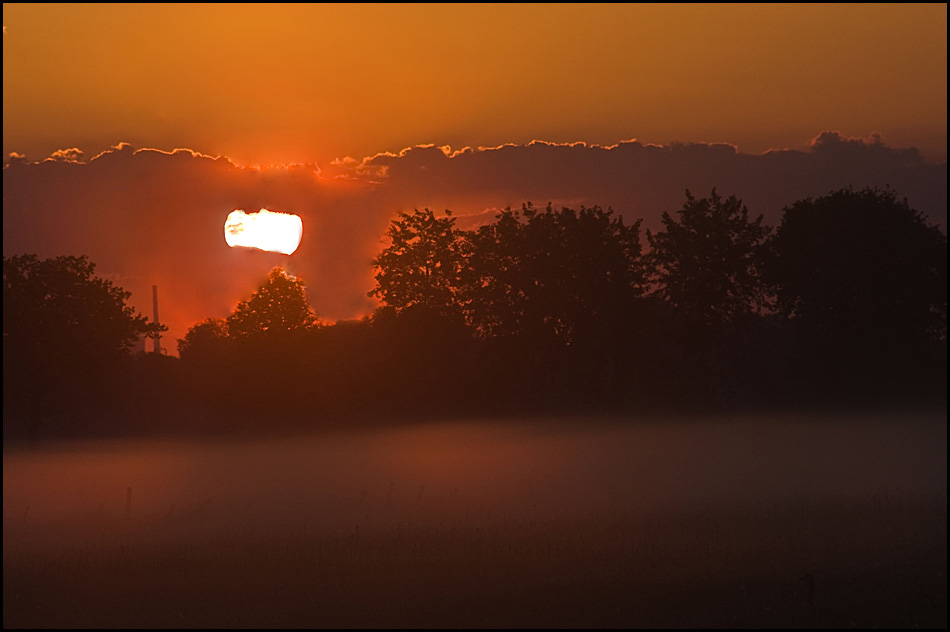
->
[4,413,946,628]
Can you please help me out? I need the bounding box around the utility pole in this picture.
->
[152,285,161,354]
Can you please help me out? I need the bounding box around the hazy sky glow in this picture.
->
[3,3,947,166]
[2,4,947,349]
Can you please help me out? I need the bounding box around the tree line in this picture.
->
[4,187,946,439]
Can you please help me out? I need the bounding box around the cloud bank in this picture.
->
[3,133,945,350]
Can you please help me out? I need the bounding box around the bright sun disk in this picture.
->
[225,209,303,255]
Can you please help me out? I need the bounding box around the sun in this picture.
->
[224,209,303,255]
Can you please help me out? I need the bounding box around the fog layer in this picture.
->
[5,413,945,541]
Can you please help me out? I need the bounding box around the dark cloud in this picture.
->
[3,133,945,350]
[326,131,946,233]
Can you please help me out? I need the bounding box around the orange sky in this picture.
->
[3,3,947,166]
[2,4,948,352]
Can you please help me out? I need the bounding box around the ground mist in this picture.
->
[4,412,946,628]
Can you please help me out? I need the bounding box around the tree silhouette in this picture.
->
[766,187,947,400]
[3,254,164,440]
[646,189,772,328]
[3,254,162,356]
[452,203,649,410]
[464,203,645,343]
[177,317,229,359]
[175,269,320,424]
[461,208,527,338]
[226,267,319,338]
[369,209,466,318]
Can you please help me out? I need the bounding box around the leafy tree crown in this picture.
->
[226,267,319,338]
[3,254,163,362]
[646,189,772,328]
[767,186,947,344]
[369,209,465,315]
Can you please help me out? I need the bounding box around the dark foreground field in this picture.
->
[4,413,946,628]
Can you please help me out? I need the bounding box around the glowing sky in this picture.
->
[3,3,947,166]
[2,4,947,351]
